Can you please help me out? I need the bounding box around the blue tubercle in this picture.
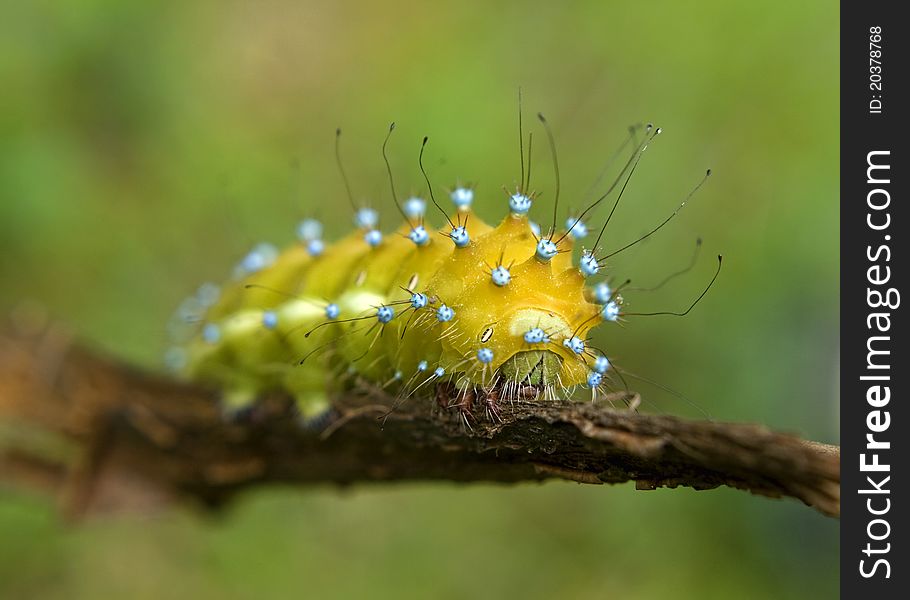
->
[587,371,603,388]
[565,217,588,240]
[417,360,428,372]
[408,225,430,247]
[535,238,558,261]
[523,327,549,344]
[177,296,203,323]
[355,207,379,229]
[202,323,221,344]
[592,282,612,304]
[297,219,323,242]
[377,305,395,324]
[404,196,426,219]
[449,226,470,248]
[325,303,340,320]
[196,282,221,307]
[491,266,511,287]
[477,348,494,364]
[411,292,430,309]
[410,292,429,309]
[364,229,383,247]
[436,304,455,322]
[602,301,620,321]
[262,310,278,330]
[164,347,187,372]
[433,366,445,377]
[236,242,279,276]
[509,193,532,215]
[451,187,474,208]
[593,355,611,374]
[563,336,585,355]
[579,251,600,277]
[306,238,325,257]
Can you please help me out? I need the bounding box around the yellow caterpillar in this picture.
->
[166,118,715,421]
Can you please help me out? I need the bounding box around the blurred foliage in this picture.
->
[1,0,838,598]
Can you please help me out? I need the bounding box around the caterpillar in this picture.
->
[165,112,719,422]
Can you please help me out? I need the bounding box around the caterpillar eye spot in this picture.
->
[480,327,494,343]
[355,270,367,287]
[407,273,419,290]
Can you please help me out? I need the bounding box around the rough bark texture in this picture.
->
[0,327,840,518]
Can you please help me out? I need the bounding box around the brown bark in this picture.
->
[0,327,840,518]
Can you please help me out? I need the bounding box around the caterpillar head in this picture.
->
[426,210,601,393]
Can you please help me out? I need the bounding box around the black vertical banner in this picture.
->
[841,0,908,597]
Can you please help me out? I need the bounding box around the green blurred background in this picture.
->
[0,0,838,598]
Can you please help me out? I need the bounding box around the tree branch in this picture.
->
[0,327,840,518]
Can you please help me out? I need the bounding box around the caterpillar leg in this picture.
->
[282,361,334,426]
[293,390,331,420]
[479,388,503,423]
[437,383,476,428]
[219,386,258,418]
